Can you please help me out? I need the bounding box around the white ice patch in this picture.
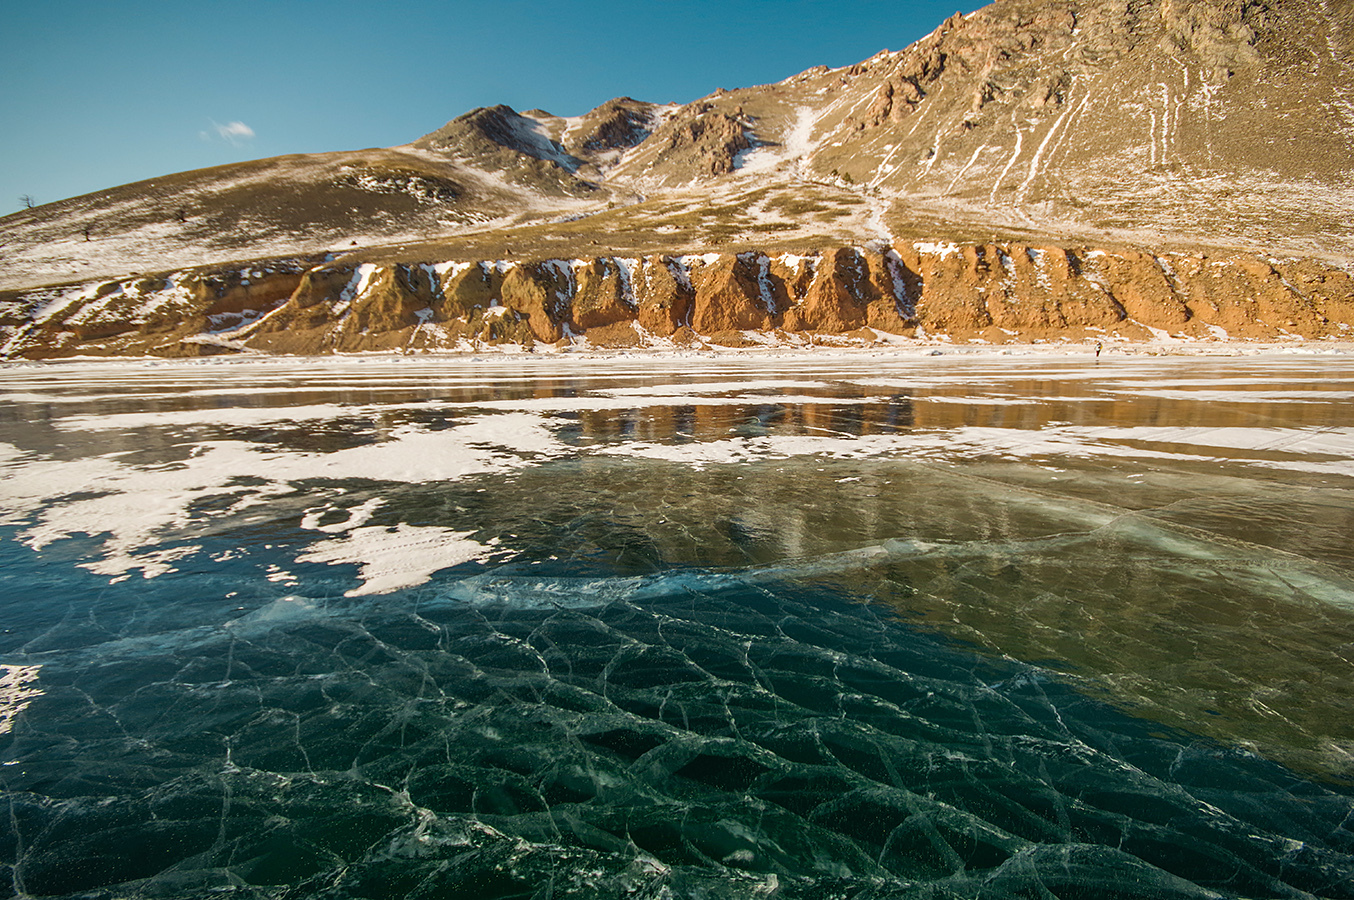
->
[297,525,496,596]
[85,544,202,582]
[265,565,299,585]
[0,665,42,736]
[2,415,566,582]
[301,497,385,533]
[598,380,832,396]
[594,424,1354,475]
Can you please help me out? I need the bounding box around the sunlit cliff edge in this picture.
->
[2,0,1352,359]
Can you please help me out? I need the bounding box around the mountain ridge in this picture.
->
[1,0,1351,357]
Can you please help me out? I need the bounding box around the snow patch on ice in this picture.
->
[1115,389,1354,402]
[301,497,385,533]
[0,665,42,736]
[297,524,496,596]
[599,380,832,396]
[594,424,1354,476]
[84,543,202,581]
[53,402,426,432]
[1,413,567,583]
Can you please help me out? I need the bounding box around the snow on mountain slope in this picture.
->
[1,0,1352,355]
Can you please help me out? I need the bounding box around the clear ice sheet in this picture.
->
[1,354,1353,899]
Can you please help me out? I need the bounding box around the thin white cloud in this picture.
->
[204,119,256,145]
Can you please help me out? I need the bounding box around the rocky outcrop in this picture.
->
[782,248,896,333]
[0,258,315,358]
[689,254,774,333]
[637,106,755,184]
[417,105,580,170]
[3,244,1352,359]
[413,105,593,198]
[571,258,636,330]
[570,97,657,154]
[632,257,694,335]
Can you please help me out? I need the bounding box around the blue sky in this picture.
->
[2,0,980,212]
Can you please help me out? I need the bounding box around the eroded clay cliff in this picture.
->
[3,243,1350,359]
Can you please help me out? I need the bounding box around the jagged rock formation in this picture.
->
[4,243,1351,359]
[1,0,1352,354]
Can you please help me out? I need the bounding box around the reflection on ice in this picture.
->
[2,354,1354,896]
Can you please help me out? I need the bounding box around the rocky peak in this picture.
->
[606,102,756,186]
[416,105,582,171]
[570,97,659,154]
[1159,0,1268,78]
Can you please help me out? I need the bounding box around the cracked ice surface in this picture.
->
[1,353,1353,897]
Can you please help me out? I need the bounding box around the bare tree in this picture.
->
[19,195,35,209]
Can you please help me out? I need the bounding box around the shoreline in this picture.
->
[4,338,1354,370]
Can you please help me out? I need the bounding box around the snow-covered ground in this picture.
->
[3,349,1353,595]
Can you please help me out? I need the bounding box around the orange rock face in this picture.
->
[2,243,1352,359]
[688,254,774,333]
[782,248,873,333]
[498,265,570,343]
[571,259,635,331]
[632,257,694,336]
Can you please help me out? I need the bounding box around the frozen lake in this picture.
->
[2,351,1353,897]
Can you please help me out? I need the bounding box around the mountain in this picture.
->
[2,0,1352,358]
